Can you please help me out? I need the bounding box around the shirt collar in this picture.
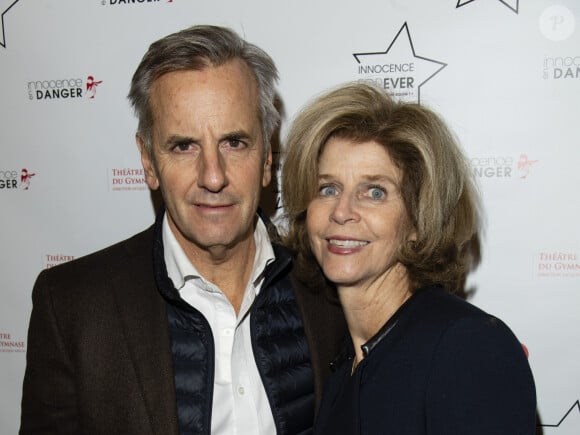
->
[162,213,275,292]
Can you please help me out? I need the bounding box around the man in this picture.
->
[20,25,346,435]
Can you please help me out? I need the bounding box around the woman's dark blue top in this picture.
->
[315,286,536,435]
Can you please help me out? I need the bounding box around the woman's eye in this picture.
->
[368,186,386,200]
[320,185,338,197]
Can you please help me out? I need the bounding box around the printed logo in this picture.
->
[456,0,519,14]
[109,167,148,191]
[540,7,578,80]
[470,154,538,180]
[540,6,575,42]
[543,54,580,80]
[43,254,75,269]
[0,0,20,49]
[536,252,580,278]
[27,75,104,101]
[517,154,538,179]
[86,76,103,99]
[20,168,35,189]
[101,0,172,6]
[0,168,36,190]
[0,331,25,353]
[353,22,446,103]
[541,400,580,432]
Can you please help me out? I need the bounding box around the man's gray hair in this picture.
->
[128,25,280,154]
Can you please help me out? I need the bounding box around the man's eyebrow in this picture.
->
[165,135,196,147]
[220,130,253,142]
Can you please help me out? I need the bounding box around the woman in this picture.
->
[281,83,536,434]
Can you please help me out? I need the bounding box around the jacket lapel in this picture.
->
[112,228,179,435]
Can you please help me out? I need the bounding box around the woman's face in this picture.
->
[306,137,409,290]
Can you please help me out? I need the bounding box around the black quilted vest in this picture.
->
[152,212,314,435]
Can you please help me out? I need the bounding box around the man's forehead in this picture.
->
[152,59,256,90]
[148,61,261,127]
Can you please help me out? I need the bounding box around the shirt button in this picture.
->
[238,385,245,395]
[222,328,233,336]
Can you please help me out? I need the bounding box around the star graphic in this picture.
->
[0,0,20,48]
[456,0,519,14]
[541,400,580,432]
[353,22,446,103]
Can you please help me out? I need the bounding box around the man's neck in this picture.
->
[184,238,257,314]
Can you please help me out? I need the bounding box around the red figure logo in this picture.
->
[20,168,35,190]
[517,154,538,179]
[86,75,103,99]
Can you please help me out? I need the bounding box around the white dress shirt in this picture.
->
[163,214,276,434]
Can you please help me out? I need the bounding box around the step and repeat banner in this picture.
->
[1,0,579,433]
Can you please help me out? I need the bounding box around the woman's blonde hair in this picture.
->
[281,82,481,295]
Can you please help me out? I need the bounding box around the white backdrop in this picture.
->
[1,0,579,433]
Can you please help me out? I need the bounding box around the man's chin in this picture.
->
[187,229,253,253]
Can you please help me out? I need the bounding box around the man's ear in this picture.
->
[137,134,159,190]
[262,146,273,188]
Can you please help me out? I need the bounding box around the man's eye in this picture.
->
[225,138,247,149]
[173,142,192,152]
[319,185,338,197]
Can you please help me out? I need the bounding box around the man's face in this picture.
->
[139,60,272,258]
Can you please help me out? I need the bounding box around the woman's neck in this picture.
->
[337,264,412,366]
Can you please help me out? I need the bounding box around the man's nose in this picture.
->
[197,147,227,192]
